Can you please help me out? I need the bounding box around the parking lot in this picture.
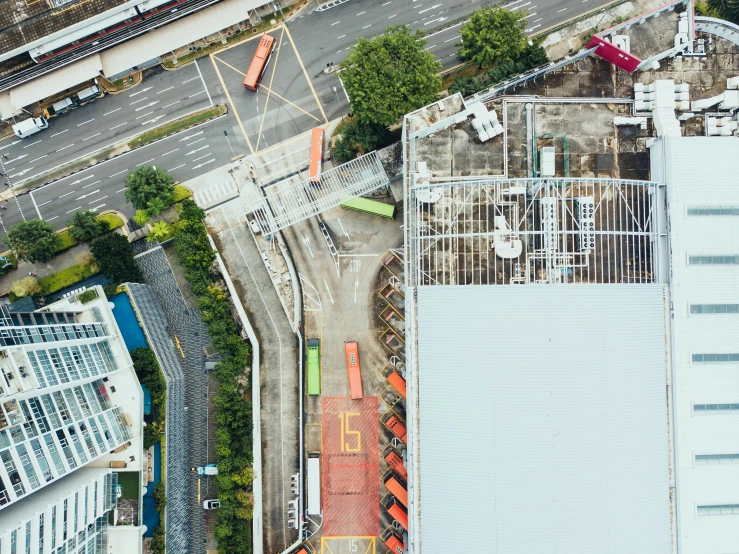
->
[209,26,339,155]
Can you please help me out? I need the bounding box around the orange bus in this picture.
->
[386,370,406,399]
[383,532,405,554]
[384,447,407,480]
[243,34,276,91]
[385,497,408,531]
[309,127,324,185]
[384,473,408,508]
[383,415,407,444]
[344,341,363,400]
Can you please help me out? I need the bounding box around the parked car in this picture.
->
[203,499,220,510]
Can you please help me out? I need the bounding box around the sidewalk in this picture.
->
[0,242,92,295]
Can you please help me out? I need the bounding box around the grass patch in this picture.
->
[129,105,226,149]
[78,289,99,304]
[107,78,128,91]
[116,471,140,500]
[38,262,99,296]
[98,213,125,231]
[441,62,479,90]
[173,185,192,203]
[54,230,78,253]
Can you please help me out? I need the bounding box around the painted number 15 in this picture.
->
[339,412,361,452]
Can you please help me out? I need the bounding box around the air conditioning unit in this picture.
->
[287,519,298,529]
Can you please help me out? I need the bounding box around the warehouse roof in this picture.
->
[414,284,672,554]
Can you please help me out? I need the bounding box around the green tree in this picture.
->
[332,137,356,163]
[341,25,441,126]
[153,482,167,514]
[180,199,206,221]
[67,210,106,242]
[147,221,171,243]
[146,197,167,218]
[90,233,143,284]
[134,209,151,227]
[708,0,739,21]
[124,166,175,211]
[459,6,528,69]
[450,76,480,96]
[150,526,165,554]
[6,219,59,263]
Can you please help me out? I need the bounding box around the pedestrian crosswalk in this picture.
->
[192,178,238,210]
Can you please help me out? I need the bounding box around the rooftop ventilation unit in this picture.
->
[492,216,523,259]
[469,102,503,142]
[539,197,558,252]
[576,197,596,251]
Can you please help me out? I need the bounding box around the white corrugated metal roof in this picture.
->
[99,0,262,77]
[415,284,672,554]
[650,136,739,554]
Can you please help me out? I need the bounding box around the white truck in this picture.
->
[12,117,48,138]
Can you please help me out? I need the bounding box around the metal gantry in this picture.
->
[407,177,668,287]
[253,151,389,233]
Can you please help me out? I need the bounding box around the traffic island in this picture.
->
[4,105,227,199]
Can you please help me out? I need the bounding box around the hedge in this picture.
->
[97,213,125,231]
[128,105,226,149]
[173,185,192,203]
[38,262,99,296]
[53,213,126,254]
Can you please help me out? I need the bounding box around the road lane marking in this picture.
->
[56,144,75,152]
[180,131,203,141]
[418,3,442,14]
[425,44,437,50]
[82,180,101,189]
[388,13,397,18]
[109,122,127,131]
[192,153,211,162]
[82,133,102,142]
[135,111,154,120]
[188,90,206,99]
[444,36,456,42]
[66,206,82,214]
[88,196,108,205]
[337,34,346,39]
[182,76,200,84]
[6,154,27,164]
[557,7,567,11]
[115,188,126,193]
[331,20,340,25]
[425,20,465,38]
[382,1,391,4]
[157,86,175,94]
[161,100,181,109]
[362,24,371,29]
[534,17,542,22]
[185,145,209,156]
[191,158,215,169]
[30,192,42,219]
[323,279,334,304]
[168,164,186,171]
[37,199,52,207]
[162,148,180,156]
[77,118,95,126]
[50,129,69,137]
[129,86,153,97]
[136,158,155,167]
[28,154,47,163]
[130,96,149,105]
[284,25,328,125]
[109,169,129,178]
[60,191,75,198]
[136,101,160,112]
[8,167,32,178]
[103,108,121,116]
[194,59,214,107]
[356,10,365,15]
[23,140,41,148]
[90,204,106,211]
[209,52,254,155]
[77,189,100,200]
[186,138,206,146]
[526,24,541,31]
[524,12,538,18]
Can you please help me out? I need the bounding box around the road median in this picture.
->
[4,105,227,200]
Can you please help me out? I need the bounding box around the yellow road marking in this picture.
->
[211,26,280,55]
[255,26,286,151]
[262,85,321,122]
[284,25,328,124]
[212,54,246,77]
[210,53,255,155]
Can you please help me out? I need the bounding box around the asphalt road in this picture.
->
[0,0,615,240]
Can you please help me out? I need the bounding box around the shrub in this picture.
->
[10,276,41,298]
[124,166,175,211]
[91,234,143,285]
[78,289,99,304]
[67,210,107,242]
[97,213,125,231]
[150,526,165,554]
[6,220,59,263]
[153,482,167,515]
[54,230,79,253]
[173,185,192,203]
[134,210,151,226]
[38,263,99,296]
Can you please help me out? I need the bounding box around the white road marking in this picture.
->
[323,279,334,304]
[29,192,42,219]
[56,144,75,152]
[157,86,175,94]
[425,20,465,38]
[388,13,397,18]
[425,44,437,50]
[331,20,340,25]
[192,153,211,162]
[82,180,101,189]
[82,133,102,142]
[356,10,365,15]
[505,0,527,7]
[76,189,100,200]
[194,60,214,107]
[534,17,542,22]
[59,191,75,198]
[88,196,108,205]
[136,101,160,111]
[168,164,186,171]
[557,6,567,11]
[337,34,346,39]
[28,154,48,163]
[7,154,27,164]
[23,140,41,148]
[89,204,106,211]
[418,3,442,14]
[47,216,58,221]
[180,131,203,141]
[302,233,314,258]
[186,145,209,156]
[37,199,52,207]
[116,188,126,193]
[524,12,538,19]
[382,1,391,4]
[186,137,206,147]
[188,90,206,99]
[103,108,122,116]
[109,169,129,178]
[424,16,446,25]
[135,111,154,120]
[337,217,349,238]
[129,86,153,97]
[66,206,82,214]
[162,148,180,156]
[444,36,456,42]
[50,129,69,137]
[182,76,200,84]
[9,167,33,178]
[136,158,155,167]
[130,96,149,105]
[161,100,181,109]
[109,123,127,131]
[191,159,215,169]
[362,24,371,29]
[77,118,95,126]
[526,24,541,31]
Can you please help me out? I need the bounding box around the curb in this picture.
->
[99,72,144,95]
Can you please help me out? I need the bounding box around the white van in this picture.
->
[12,117,48,138]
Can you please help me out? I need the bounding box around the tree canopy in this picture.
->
[341,25,442,127]
[90,233,143,284]
[124,166,175,213]
[459,6,529,69]
[6,219,58,263]
[67,210,106,242]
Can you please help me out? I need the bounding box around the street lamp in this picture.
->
[223,130,236,157]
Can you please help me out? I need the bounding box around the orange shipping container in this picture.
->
[384,415,407,444]
[384,475,408,508]
[309,127,324,183]
[344,341,363,399]
[386,371,406,399]
[383,533,404,554]
[384,449,407,480]
[386,499,408,531]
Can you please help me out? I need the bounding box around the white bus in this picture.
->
[307,454,321,516]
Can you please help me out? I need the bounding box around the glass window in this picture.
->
[694,403,739,414]
[689,255,739,265]
[690,304,739,314]
[696,453,739,464]
[688,205,739,216]
[697,503,739,515]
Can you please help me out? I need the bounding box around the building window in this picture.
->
[694,403,739,414]
[688,206,739,216]
[692,353,739,364]
[696,453,739,464]
[689,255,739,265]
[697,504,739,515]
[690,304,739,314]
